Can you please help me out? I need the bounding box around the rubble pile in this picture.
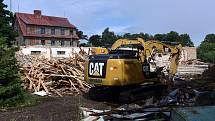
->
[16,51,92,96]
[81,105,170,121]
[202,65,215,80]
[81,87,215,121]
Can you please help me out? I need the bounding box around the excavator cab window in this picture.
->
[164,46,171,53]
[109,50,138,58]
[110,44,143,59]
[137,45,144,51]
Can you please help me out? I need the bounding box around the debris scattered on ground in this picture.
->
[171,106,215,121]
[81,87,215,121]
[201,65,215,80]
[33,90,51,96]
[16,51,92,96]
[160,88,196,106]
[15,48,215,120]
[81,107,109,121]
[81,104,170,121]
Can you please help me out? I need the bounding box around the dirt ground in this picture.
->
[0,95,110,121]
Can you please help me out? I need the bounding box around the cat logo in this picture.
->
[89,62,105,77]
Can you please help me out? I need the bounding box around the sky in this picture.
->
[3,0,215,46]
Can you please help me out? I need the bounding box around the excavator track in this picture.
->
[87,84,168,104]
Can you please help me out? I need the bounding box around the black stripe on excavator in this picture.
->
[88,54,138,78]
[88,60,107,78]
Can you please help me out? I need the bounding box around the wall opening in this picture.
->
[31,51,41,55]
[57,51,65,55]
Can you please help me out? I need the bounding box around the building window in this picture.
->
[70,41,73,47]
[61,29,65,35]
[51,28,55,35]
[41,40,45,45]
[22,39,26,46]
[41,28,45,34]
[73,41,77,47]
[57,51,65,55]
[31,51,41,55]
[51,40,55,46]
[61,40,65,46]
[30,27,35,34]
[72,29,76,35]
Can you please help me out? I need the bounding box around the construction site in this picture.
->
[0,38,213,121]
[0,0,215,121]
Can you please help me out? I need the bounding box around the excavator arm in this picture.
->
[144,40,182,76]
[111,38,145,50]
[110,38,182,76]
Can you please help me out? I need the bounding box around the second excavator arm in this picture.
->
[144,40,182,76]
[110,38,182,76]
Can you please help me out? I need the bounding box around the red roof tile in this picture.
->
[15,12,78,40]
[15,13,75,28]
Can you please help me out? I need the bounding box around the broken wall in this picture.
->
[180,47,197,62]
[19,46,93,58]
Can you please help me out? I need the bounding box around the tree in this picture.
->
[198,34,215,63]
[88,29,195,47]
[88,28,117,47]
[138,32,153,40]
[116,34,123,40]
[122,33,133,39]
[154,34,167,41]
[198,42,215,63]
[153,32,194,47]
[166,31,180,42]
[0,38,25,107]
[120,32,152,40]
[101,28,117,47]
[204,34,215,43]
[0,0,17,46]
[79,43,90,47]
[74,28,88,40]
[88,35,102,46]
[179,34,194,47]
[0,1,24,107]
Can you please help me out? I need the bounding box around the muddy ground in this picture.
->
[0,95,111,121]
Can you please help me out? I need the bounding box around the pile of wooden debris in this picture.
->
[16,51,92,96]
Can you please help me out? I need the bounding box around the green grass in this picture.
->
[9,119,16,121]
[0,91,43,109]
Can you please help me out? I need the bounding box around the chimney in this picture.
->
[34,10,42,18]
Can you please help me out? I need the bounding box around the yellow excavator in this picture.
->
[84,38,182,102]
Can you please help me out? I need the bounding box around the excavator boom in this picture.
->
[110,38,182,76]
